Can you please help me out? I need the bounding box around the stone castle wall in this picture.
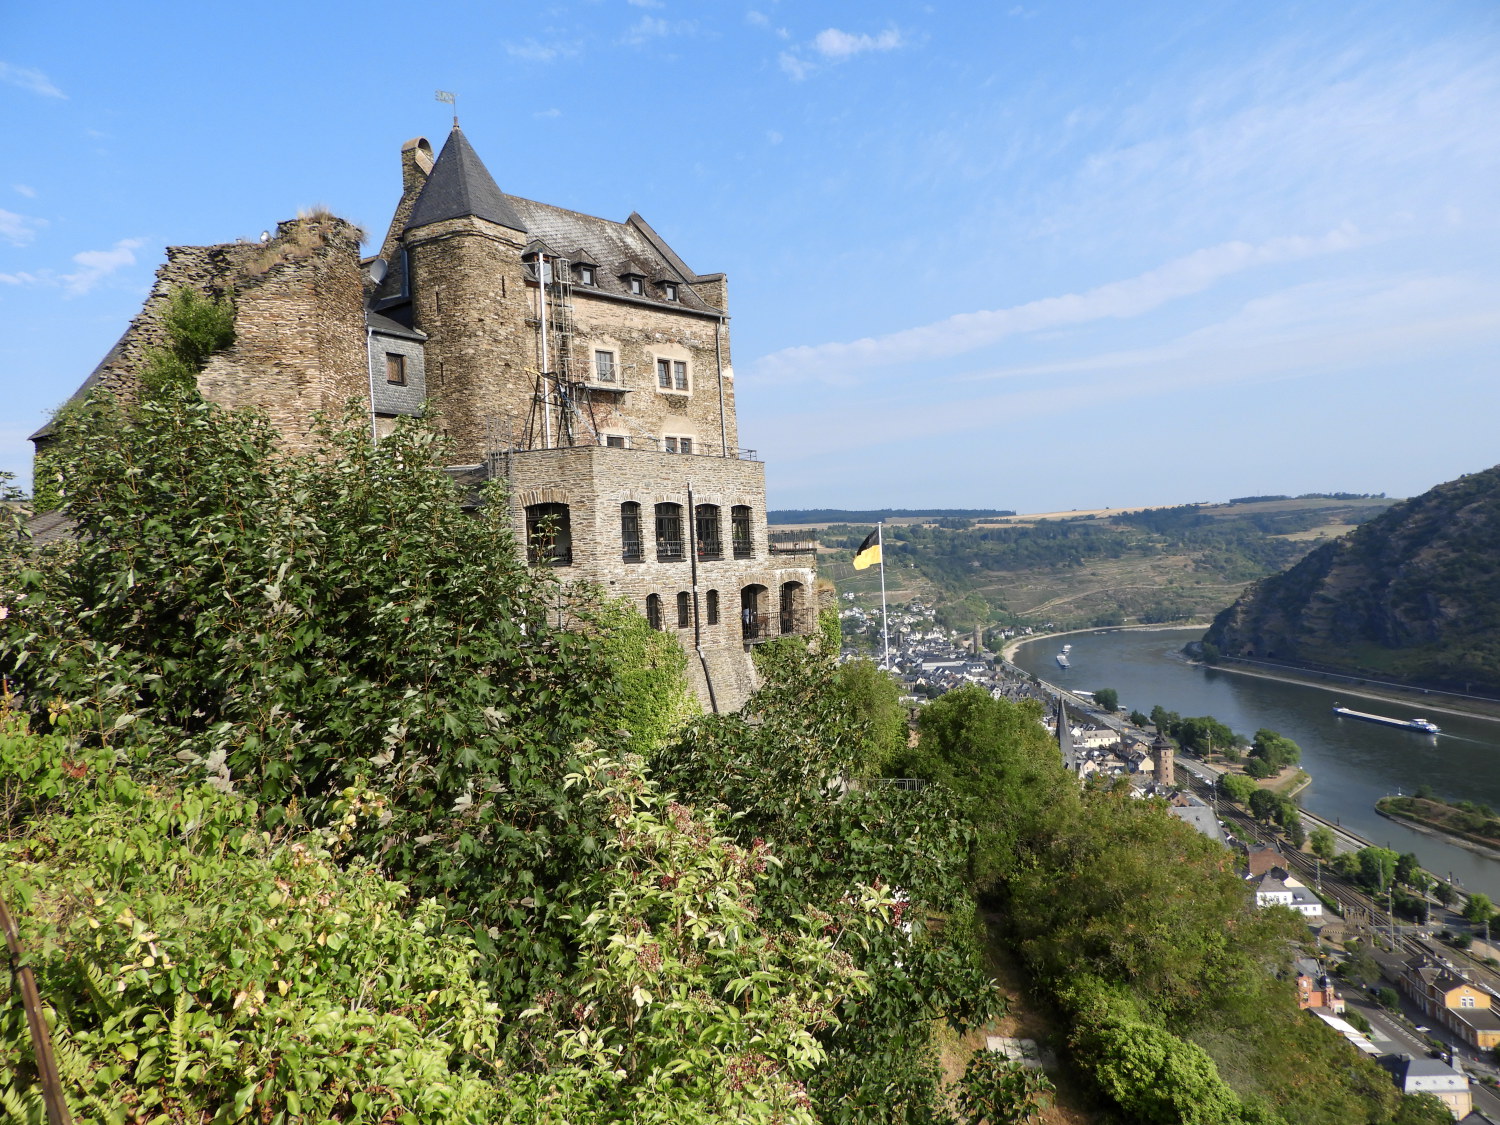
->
[501,445,816,712]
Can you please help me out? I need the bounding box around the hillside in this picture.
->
[1205,465,1500,695]
[794,495,1395,631]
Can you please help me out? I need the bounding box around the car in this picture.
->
[1415,1025,1431,1033]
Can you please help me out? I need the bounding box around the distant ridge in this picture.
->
[767,508,1016,525]
[1206,465,1500,694]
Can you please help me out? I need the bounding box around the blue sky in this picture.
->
[2,0,1498,512]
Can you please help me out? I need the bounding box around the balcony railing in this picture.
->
[656,538,685,562]
[741,607,816,643]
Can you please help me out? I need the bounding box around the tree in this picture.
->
[1435,881,1457,907]
[1310,826,1337,862]
[1249,788,1282,824]
[1282,809,1305,850]
[1249,728,1301,773]
[1150,705,1180,732]
[836,657,909,773]
[1395,852,1423,888]
[1176,716,1236,756]
[1357,847,1400,893]
[1093,688,1119,713]
[1393,1092,1461,1125]
[1464,892,1495,927]
[1130,710,1150,727]
[1217,773,1258,806]
[1376,986,1401,1010]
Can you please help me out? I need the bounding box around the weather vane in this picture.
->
[435,90,457,127]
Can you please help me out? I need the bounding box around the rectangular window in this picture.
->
[664,436,692,455]
[385,353,406,385]
[605,435,626,448]
[662,282,678,301]
[594,350,616,382]
[732,505,753,559]
[695,504,721,560]
[657,358,672,389]
[677,591,691,628]
[673,361,688,391]
[576,264,595,285]
[628,276,644,295]
[664,437,678,454]
[706,589,719,625]
[621,502,643,562]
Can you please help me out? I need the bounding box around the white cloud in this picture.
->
[755,227,1367,384]
[0,209,45,247]
[60,238,143,296]
[623,16,670,43]
[0,62,65,99]
[0,271,43,286]
[627,0,664,7]
[505,40,579,63]
[779,51,814,81]
[746,10,768,26]
[533,107,562,119]
[812,27,904,59]
[13,184,36,198]
[766,130,783,144]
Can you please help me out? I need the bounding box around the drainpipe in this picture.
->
[366,325,378,444]
[715,316,728,457]
[686,483,720,714]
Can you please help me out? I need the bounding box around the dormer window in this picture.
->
[625,274,645,296]
[575,264,596,286]
[660,281,678,301]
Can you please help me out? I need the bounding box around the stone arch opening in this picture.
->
[780,581,805,634]
[740,584,769,640]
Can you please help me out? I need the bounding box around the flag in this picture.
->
[852,528,881,571]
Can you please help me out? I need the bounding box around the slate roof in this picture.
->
[397,127,725,316]
[365,310,427,341]
[405,127,527,234]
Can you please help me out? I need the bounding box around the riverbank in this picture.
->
[1194,658,1500,726]
[1001,622,1208,663]
[1376,799,1500,862]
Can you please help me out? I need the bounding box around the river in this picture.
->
[1012,627,1500,898]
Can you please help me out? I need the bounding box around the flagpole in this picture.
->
[879,521,890,670]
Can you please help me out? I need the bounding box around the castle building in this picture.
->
[33,125,817,711]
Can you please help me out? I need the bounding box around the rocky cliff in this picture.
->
[1204,464,1500,694]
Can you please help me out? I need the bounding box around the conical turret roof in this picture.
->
[405,126,527,234]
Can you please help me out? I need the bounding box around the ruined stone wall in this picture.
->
[405,216,534,459]
[196,216,368,450]
[502,445,815,712]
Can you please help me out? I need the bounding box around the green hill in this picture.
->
[811,496,1395,631]
[1205,465,1500,694]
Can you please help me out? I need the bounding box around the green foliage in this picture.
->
[1130,709,1150,727]
[1464,892,1495,925]
[834,657,908,774]
[138,285,237,394]
[1393,1092,1460,1125]
[1357,847,1400,893]
[653,651,1001,1121]
[1093,687,1119,712]
[0,717,505,1123]
[1376,986,1401,1010]
[0,389,623,1012]
[1063,980,1263,1125]
[1173,716,1237,755]
[1250,729,1301,772]
[1218,772,1258,806]
[1309,826,1337,861]
[593,597,700,753]
[1248,788,1281,823]
[956,1053,1053,1125]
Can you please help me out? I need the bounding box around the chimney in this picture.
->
[401,137,434,194]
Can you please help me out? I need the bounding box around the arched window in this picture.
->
[731,505,753,558]
[655,502,684,561]
[780,581,804,634]
[645,593,663,631]
[524,502,572,565]
[740,584,768,640]
[677,591,691,628]
[695,504,722,560]
[706,589,719,625]
[620,502,643,562]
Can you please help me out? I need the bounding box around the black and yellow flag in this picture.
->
[852,528,881,571]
